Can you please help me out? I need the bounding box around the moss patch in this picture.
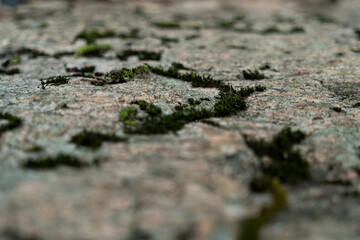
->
[0,112,22,136]
[22,153,93,170]
[41,76,69,89]
[75,29,116,44]
[119,65,266,134]
[0,68,20,75]
[74,43,111,57]
[70,130,126,150]
[245,127,311,192]
[242,69,265,80]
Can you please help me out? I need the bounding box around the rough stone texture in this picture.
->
[1,0,360,239]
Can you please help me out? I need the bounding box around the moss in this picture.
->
[0,68,20,75]
[314,14,337,24]
[353,102,360,108]
[261,26,281,34]
[26,145,43,152]
[238,178,288,240]
[200,119,221,127]
[288,26,305,33]
[105,65,150,84]
[152,21,181,29]
[0,112,22,136]
[171,62,190,70]
[255,85,267,91]
[41,76,69,88]
[132,100,162,118]
[331,107,342,112]
[242,69,265,80]
[22,153,92,170]
[217,20,236,29]
[16,47,49,58]
[159,37,179,45]
[185,34,201,40]
[354,28,360,40]
[115,64,265,135]
[351,48,360,53]
[245,127,311,189]
[75,29,116,44]
[119,106,138,122]
[70,130,126,150]
[187,98,201,106]
[117,50,161,61]
[74,43,111,57]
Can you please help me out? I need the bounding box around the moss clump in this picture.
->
[152,21,181,29]
[354,28,360,40]
[171,62,191,70]
[117,50,162,61]
[0,68,20,75]
[289,26,305,33]
[331,107,342,112]
[245,127,311,191]
[75,29,116,44]
[114,64,266,134]
[242,69,265,80]
[238,179,288,240]
[132,100,162,117]
[351,48,360,53]
[159,37,179,45]
[41,76,69,89]
[0,112,22,136]
[74,43,111,57]
[261,26,281,34]
[70,130,126,150]
[353,102,360,108]
[119,106,138,126]
[22,153,91,170]
[188,98,201,106]
[105,65,150,84]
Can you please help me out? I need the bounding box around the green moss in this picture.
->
[238,179,288,240]
[70,130,126,150]
[351,48,360,53]
[152,21,181,29]
[261,26,281,34]
[242,69,265,80]
[217,20,235,29]
[74,43,111,57]
[245,127,311,189]
[159,37,179,45]
[214,91,247,117]
[187,98,201,106]
[255,85,267,91]
[132,100,162,117]
[353,102,360,108]
[288,26,305,33]
[75,29,116,44]
[66,65,95,74]
[106,65,150,84]
[117,50,161,61]
[171,62,190,70]
[120,106,138,122]
[11,56,21,65]
[354,28,360,40]
[26,145,43,152]
[0,68,20,75]
[314,14,337,24]
[332,107,342,112]
[22,153,92,170]
[0,112,22,136]
[41,76,69,88]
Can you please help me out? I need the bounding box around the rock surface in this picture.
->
[1,0,360,239]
